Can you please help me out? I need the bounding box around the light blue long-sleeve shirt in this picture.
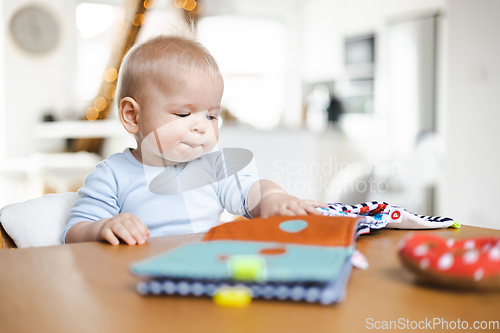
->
[62,147,260,243]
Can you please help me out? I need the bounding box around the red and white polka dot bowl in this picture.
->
[398,233,500,290]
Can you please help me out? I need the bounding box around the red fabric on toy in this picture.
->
[399,233,500,289]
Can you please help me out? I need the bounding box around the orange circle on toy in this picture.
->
[391,211,401,220]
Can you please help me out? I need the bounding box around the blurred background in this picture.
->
[0,0,498,229]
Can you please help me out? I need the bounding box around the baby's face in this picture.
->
[137,69,223,166]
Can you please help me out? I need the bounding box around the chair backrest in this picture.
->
[0,192,79,248]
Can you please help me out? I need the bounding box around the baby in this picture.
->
[63,34,326,245]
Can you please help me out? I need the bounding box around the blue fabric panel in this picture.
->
[131,240,353,283]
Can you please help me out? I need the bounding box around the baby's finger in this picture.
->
[288,204,308,216]
[127,215,150,237]
[134,218,151,237]
[111,224,137,245]
[279,207,296,216]
[304,204,323,215]
[292,200,322,215]
[101,228,120,246]
[304,200,329,208]
[123,220,147,244]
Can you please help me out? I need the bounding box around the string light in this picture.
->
[128,25,138,35]
[191,2,202,14]
[132,14,144,26]
[86,107,99,121]
[104,85,116,99]
[174,0,184,8]
[144,0,157,9]
[104,68,117,82]
[183,0,197,11]
[94,97,107,111]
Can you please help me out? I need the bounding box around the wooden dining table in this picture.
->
[1,225,499,333]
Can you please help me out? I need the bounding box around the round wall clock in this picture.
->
[10,6,60,54]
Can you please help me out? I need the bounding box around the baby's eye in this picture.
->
[206,115,218,121]
[175,113,190,117]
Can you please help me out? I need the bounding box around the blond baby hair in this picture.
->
[115,34,222,105]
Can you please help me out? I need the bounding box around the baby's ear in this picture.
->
[119,97,140,134]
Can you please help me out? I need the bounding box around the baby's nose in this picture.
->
[191,111,208,134]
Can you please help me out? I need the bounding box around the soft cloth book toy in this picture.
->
[131,215,359,305]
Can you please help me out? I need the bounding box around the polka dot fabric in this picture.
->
[398,233,500,289]
[319,201,458,232]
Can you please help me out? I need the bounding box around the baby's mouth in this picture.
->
[183,142,202,148]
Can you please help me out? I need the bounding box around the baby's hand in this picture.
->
[96,213,150,245]
[260,193,328,218]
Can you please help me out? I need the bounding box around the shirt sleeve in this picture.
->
[215,150,261,219]
[61,161,120,243]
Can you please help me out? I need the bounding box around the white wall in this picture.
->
[2,0,77,158]
[438,0,500,229]
[0,1,77,207]
[300,0,445,83]
[218,126,318,200]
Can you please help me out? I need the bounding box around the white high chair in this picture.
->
[0,192,79,248]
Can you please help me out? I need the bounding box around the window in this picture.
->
[75,2,182,108]
[198,16,287,129]
[75,3,117,102]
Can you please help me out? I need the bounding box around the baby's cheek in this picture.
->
[204,134,218,155]
[206,121,218,138]
[206,140,217,153]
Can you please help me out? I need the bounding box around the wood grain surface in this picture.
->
[1,226,499,333]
